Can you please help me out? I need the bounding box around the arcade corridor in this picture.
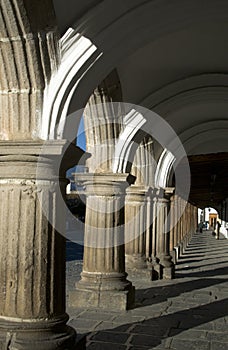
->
[1,1,228,349]
[67,230,228,349]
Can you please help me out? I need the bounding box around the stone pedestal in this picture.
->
[69,173,135,311]
[156,188,175,279]
[0,142,77,350]
[125,186,152,279]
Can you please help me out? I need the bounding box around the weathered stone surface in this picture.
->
[125,185,152,278]
[156,189,175,279]
[87,342,127,350]
[171,339,210,350]
[83,70,123,173]
[0,142,78,349]
[90,331,129,344]
[66,231,228,349]
[0,1,59,141]
[70,173,135,310]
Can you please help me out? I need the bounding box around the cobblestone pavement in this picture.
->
[66,231,228,349]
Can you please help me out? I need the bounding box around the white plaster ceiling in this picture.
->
[52,0,228,206]
[117,22,228,104]
[52,0,228,157]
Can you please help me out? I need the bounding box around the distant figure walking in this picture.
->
[216,221,221,240]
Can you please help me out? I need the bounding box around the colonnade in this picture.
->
[170,196,198,263]
[68,80,198,312]
[69,174,198,311]
[0,2,199,346]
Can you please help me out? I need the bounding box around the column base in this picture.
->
[183,236,189,251]
[170,249,177,264]
[127,267,153,281]
[175,245,181,261]
[177,242,184,257]
[162,265,175,279]
[151,258,163,280]
[159,255,175,280]
[69,287,135,311]
[69,272,135,311]
[126,255,152,280]
[126,254,148,270]
[0,314,76,350]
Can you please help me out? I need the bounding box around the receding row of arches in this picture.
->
[0,1,228,349]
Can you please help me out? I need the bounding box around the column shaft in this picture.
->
[69,173,135,311]
[125,186,152,279]
[151,191,162,279]
[156,189,175,279]
[0,145,76,350]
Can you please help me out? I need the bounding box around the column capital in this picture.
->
[155,187,175,204]
[0,140,90,177]
[165,187,175,198]
[73,172,135,196]
[0,140,66,156]
[126,184,151,202]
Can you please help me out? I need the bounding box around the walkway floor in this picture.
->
[66,231,228,349]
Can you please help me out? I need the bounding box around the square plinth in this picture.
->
[69,286,135,311]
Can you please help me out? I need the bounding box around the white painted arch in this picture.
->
[43,1,228,140]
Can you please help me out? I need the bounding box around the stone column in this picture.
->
[170,195,177,264]
[181,200,188,254]
[69,173,135,311]
[194,206,198,233]
[176,197,184,259]
[145,189,153,262]
[156,188,175,279]
[173,195,181,261]
[192,205,196,235]
[174,196,180,261]
[150,189,162,279]
[182,202,188,252]
[125,185,152,279]
[187,203,193,246]
[0,142,77,350]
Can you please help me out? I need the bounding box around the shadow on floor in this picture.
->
[175,265,228,278]
[134,277,226,307]
[177,260,228,271]
[85,298,228,349]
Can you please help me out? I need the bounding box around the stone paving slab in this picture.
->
[66,231,228,349]
[87,342,127,350]
[211,342,228,350]
[170,338,210,350]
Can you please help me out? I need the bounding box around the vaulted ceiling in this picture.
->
[53,0,228,208]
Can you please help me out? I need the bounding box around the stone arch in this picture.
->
[43,1,228,140]
[155,149,175,188]
[112,109,147,173]
[82,69,124,173]
[131,135,155,187]
[0,0,59,141]
[112,105,189,197]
